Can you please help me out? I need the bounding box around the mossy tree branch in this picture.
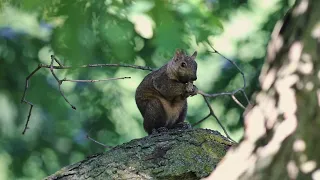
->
[45,129,234,180]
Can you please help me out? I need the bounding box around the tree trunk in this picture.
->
[45,129,233,180]
[206,0,320,179]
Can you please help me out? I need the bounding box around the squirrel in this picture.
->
[135,49,198,134]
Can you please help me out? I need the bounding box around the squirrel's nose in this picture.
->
[192,76,197,81]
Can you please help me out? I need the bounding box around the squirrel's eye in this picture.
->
[181,62,187,67]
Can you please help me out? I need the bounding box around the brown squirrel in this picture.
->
[135,49,198,134]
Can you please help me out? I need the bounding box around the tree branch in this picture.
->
[45,128,234,180]
[206,42,251,106]
[49,55,76,110]
[60,77,131,83]
[193,95,236,143]
[193,43,252,142]
[20,55,141,134]
[21,65,42,134]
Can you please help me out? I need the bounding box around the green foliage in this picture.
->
[0,0,292,179]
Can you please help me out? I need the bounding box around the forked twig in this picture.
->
[193,95,236,143]
[21,65,42,134]
[46,55,154,71]
[193,43,252,142]
[49,56,76,110]
[206,42,251,106]
[193,113,211,127]
[20,55,146,134]
[197,89,245,110]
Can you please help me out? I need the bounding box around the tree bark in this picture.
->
[45,129,233,180]
[206,0,320,179]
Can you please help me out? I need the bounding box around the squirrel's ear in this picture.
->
[174,49,184,61]
[191,51,197,60]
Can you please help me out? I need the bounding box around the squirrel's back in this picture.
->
[135,65,166,115]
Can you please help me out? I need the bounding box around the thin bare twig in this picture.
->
[240,89,251,106]
[21,55,141,134]
[51,55,64,67]
[60,77,131,83]
[38,63,153,71]
[192,113,211,127]
[206,42,251,106]
[21,65,42,103]
[22,103,33,134]
[193,43,252,142]
[49,56,76,110]
[231,95,245,109]
[21,65,42,134]
[86,134,113,148]
[45,55,154,71]
[197,90,246,109]
[198,89,239,98]
[193,95,236,143]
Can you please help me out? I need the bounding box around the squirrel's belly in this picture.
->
[158,97,184,126]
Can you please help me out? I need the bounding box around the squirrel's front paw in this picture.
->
[190,85,198,96]
[186,83,198,96]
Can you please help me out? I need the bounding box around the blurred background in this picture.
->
[0,0,293,179]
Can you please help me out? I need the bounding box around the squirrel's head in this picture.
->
[168,49,198,83]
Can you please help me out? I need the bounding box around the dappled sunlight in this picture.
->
[245,108,266,142]
[298,53,313,75]
[293,139,306,152]
[261,67,277,90]
[204,141,256,180]
[300,160,317,174]
[129,14,154,39]
[313,169,320,180]
[266,22,284,63]
[293,0,309,16]
[312,23,320,38]
[287,160,299,179]
[278,41,303,76]
[258,115,297,158]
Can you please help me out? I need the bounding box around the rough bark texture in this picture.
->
[206,0,320,179]
[45,128,233,180]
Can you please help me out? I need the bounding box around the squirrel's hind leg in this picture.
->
[143,98,167,135]
[172,102,192,130]
[175,101,187,124]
